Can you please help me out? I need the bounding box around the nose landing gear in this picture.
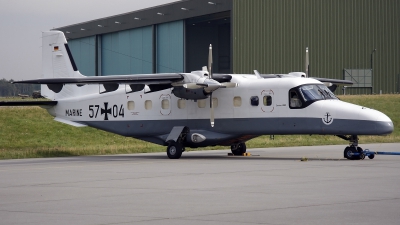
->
[338,135,365,160]
[344,146,365,160]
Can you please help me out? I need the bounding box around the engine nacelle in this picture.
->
[172,86,209,100]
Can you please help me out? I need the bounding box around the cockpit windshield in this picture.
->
[299,84,338,102]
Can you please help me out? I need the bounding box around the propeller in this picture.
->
[208,44,214,127]
[305,47,309,77]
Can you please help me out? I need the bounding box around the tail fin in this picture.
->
[41,31,85,100]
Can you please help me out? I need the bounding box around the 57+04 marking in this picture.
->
[89,102,124,120]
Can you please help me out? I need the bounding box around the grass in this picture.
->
[0,95,399,159]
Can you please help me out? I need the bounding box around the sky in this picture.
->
[0,0,177,80]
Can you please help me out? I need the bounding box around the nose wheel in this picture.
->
[338,135,367,160]
[344,146,365,160]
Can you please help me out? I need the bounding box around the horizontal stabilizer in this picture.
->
[0,101,57,106]
[54,117,87,127]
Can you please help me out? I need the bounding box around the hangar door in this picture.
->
[68,36,96,76]
[101,26,153,75]
[156,20,184,73]
[186,12,231,73]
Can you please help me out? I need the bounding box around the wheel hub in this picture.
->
[169,146,176,155]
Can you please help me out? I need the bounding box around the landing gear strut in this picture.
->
[231,143,246,155]
[338,135,365,160]
[165,126,189,159]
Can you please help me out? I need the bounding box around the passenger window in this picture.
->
[145,100,152,110]
[161,99,169,110]
[233,96,242,107]
[290,91,302,108]
[178,99,186,109]
[198,99,206,108]
[127,101,135,110]
[250,96,259,106]
[263,96,272,106]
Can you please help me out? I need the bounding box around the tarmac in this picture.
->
[1,143,399,225]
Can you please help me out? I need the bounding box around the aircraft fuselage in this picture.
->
[46,75,393,147]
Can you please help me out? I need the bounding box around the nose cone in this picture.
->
[359,107,394,135]
[317,100,394,135]
[373,112,394,135]
[377,120,394,135]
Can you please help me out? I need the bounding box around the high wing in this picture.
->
[310,77,353,92]
[12,73,233,94]
[12,73,184,85]
[310,77,353,85]
[259,73,353,92]
[13,73,184,94]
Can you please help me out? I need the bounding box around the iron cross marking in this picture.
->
[323,112,332,124]
[101,102,112,120]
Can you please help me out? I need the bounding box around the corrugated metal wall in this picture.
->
[233,0,400,94]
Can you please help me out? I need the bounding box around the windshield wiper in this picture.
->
[318,89,327,99]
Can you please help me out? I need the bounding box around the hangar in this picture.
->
[56,0,400,94]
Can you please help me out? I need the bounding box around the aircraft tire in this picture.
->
[167,142,183,159]
[344,147,357,160]
[368,154,375,159]
[231,143,246,155]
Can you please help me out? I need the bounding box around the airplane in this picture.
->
[0,31,394,160]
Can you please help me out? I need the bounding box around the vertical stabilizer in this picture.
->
[41,31,85,100]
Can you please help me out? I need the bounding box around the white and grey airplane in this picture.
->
[2,31,394,160]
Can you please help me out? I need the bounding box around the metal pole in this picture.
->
[370,49,376,94]
[370,49,376,70]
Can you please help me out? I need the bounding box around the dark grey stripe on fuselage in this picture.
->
[81,117,393,146]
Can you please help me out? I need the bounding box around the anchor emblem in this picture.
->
[322,112,333,125]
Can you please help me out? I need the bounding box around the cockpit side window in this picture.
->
[300,85,324,102]
[289,90,303,108]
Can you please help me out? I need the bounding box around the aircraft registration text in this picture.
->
[89,103,125,120]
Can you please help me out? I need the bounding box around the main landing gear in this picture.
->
[231,143,247,156]
[167,141,185,159]
[338,135,370,160]
[165,126,189,159]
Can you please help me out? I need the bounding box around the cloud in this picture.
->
[0,0,177,80]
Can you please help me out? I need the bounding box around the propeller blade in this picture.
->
[183,83,207,89]
[305,47,309,77]
[220,82,239,88]
[208,44,213,79]
[210,94,215,127]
